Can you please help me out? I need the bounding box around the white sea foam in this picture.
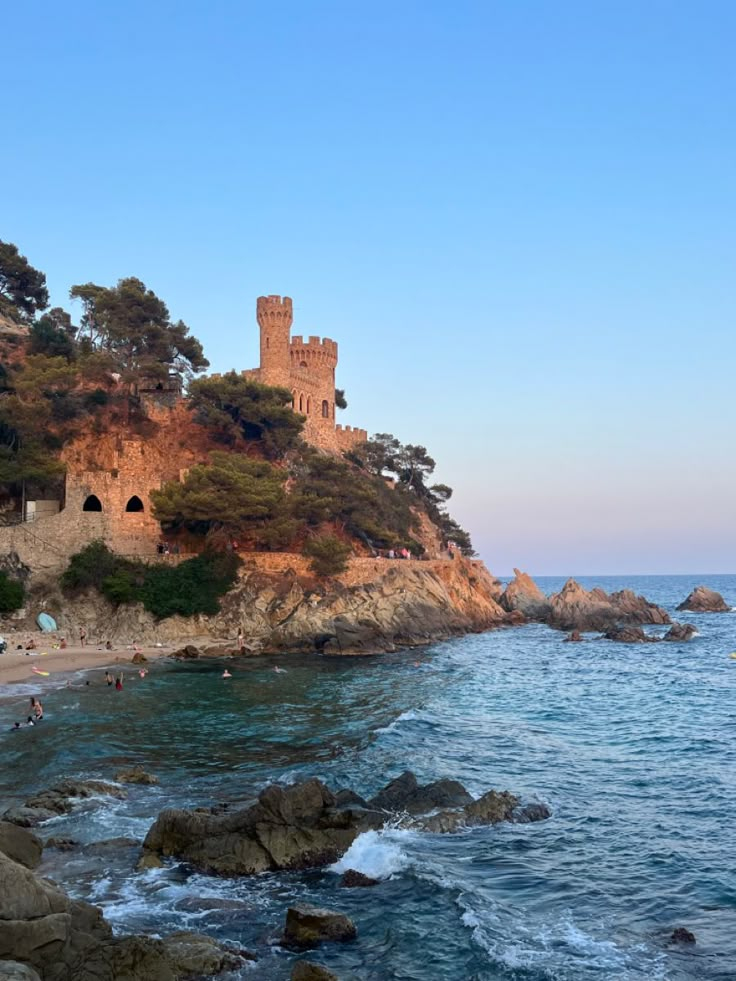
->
[328,829,413,879]
[373,708,433,734]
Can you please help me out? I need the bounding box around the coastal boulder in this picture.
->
[499,569,552,620]
[171,644,201,659]
[548,580,670,632]
[676,586,730,613]
[340,869,379,887]
[664,623,697,642]
[4,780,127,826]
[142,778,380,876]
[291,962,339,981]
[0,821,43,869]
[369,773,473,814]
[114,766,159,785]
[283,905,357,947]
[602,626,659,643]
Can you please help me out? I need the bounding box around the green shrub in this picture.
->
[141,551,240,618]
[302,535,352,577]
[0,572,24,612]
[61,541,121,591]
[62,544,240,618]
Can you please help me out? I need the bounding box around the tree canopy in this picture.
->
[188,372,304,459]
[150,452,289,539]
[0,241,48,323]
[70,277,208,380]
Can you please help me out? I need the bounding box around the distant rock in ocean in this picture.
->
[676,585,730,613]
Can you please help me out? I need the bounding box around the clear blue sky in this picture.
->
[3,1,734,574]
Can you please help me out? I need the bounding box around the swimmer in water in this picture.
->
[138,668,147,678]
[222,669,232,678]
[105,671,114,686]
[30,697,43,720]
[273,666,287,674]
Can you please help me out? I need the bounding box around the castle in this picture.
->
[0,295,368,567]
[243,295,366,452]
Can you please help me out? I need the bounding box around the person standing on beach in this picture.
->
[80,627,87,647]
[237,628,245,653]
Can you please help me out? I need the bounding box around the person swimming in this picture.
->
[222,669,232,678]
[273,666,287,674]
[105,671,114,686]
[115,673,123,691]
[30,697,43,720]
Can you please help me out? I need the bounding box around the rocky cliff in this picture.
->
[27,556,516,654]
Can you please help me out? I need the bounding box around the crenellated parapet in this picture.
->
[289,336,338,375]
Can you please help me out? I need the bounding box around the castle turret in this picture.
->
[257,295,293,389]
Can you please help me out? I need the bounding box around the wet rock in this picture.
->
[136,851,164,871]
[131,651,148,664]
[499,569,552,620]
[420,790,550,833]
[0,962,42,980]
[44,838,78,852]
[144,774,550,876]
[564,630,584,642]
[548,580,670,632]
[369,771,419,810]
[160,930,251,975]
[670,926,696,944]
[515,802,552,823]
[333,789,369,808]
[0,821,43,869]
[171,644,201,658]
[340,869,380,887]
[677,586,729,613]
[291,962,339,980]
[3,780,127,826]
[2,806,58,828]
[664,623,697,642]
[142,779,372,876]
[603,626,659,643]
[114,766,159,785]
[283,904,357,947]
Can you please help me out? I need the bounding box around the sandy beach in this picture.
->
[0,632,187,685]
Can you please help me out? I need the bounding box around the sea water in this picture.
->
[1,574,735,980]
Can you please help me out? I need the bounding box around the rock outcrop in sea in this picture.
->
[499,571,672,634]
[0,825,251,980]
[140,773,550,875]
[676,586,730,613]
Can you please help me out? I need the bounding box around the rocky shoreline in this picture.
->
[12,557,729,661]
[0,771,550,980]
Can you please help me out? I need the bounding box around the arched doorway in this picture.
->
[82,494,102,512]
[125,495,144,512]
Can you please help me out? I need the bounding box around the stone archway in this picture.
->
[82,494,103,512]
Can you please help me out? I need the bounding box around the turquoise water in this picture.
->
[1,574,735,980]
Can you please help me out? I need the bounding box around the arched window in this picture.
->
[300,360,308,368]
[299,395,304,412]
[82,494,102,512]
[125,495,144,512]
[306,396,311,414]
[321,399,329,418]
[291,390,296,409]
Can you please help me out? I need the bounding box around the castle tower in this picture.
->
[257,295,293,389]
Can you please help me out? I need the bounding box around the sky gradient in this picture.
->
[3,1,734,574]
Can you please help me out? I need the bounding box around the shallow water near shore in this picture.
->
[1,573,735,980]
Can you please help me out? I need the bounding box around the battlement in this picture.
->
[256,295,293,330]
[290,335,338,359]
